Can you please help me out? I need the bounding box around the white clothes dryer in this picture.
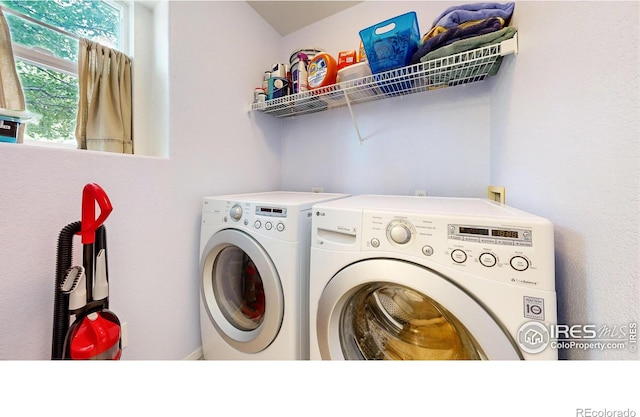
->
[200,191,348,360]
[309,195,558,360]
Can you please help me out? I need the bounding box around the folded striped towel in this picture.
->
[420,26,517,77]
[432,2,515,28]
[411,17,505,64]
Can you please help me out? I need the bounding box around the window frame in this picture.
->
[1,0,129,147]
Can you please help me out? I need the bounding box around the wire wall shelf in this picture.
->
[249,34,517,143]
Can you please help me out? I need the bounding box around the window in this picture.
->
[1,0,126,146]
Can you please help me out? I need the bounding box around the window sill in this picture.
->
[23,139,77,150]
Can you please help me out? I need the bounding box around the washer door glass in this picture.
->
[201,229,283,353]
[213,246,265,331]
[341,283,482,360]
[316,259,521,360]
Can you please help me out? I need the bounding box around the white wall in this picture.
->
[278,1,639,359]
[279,1,492,197]
[490,1,639,359]
[129,1,170,157]
[0,1,281,359]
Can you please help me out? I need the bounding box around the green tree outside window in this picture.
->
[1,0,121,143]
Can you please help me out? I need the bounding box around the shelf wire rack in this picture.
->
[250,34,517,119]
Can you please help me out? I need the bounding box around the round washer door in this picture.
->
[317,259,522,360]
[201,229,284,353]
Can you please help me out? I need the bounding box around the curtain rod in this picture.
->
[1,5,81,42]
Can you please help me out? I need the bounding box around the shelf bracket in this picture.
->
[500,32,518,56]
[343,91,364,144]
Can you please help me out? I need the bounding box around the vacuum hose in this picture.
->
[51,221,81,360]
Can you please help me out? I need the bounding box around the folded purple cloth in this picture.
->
[432,2,514,28]
[411,17,504,64]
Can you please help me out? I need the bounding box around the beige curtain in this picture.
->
[76,38,132,153]
[0,8,26,143]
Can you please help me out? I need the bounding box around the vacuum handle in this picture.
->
[80,183,113,245]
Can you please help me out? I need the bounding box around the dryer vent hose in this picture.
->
[51,221,81,360]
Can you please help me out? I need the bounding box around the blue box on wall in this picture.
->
[359,11,420,95]
[0,116,20,143]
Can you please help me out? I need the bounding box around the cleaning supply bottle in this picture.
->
[307,52,338,90]
[296,52,310,93]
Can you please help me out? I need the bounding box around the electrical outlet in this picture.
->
[488,186,506,204]
[312,187,324,193]
[415,190,427,197]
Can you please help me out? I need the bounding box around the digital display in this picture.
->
[257,206,286,217]
[459,227,489,236]
[492,229,518,238]
[450,224,528,245]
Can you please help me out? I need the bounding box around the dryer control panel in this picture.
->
[202,198,304,242]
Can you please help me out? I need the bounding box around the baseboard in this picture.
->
[184,347,203,360]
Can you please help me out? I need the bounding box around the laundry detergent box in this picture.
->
[358,11,420,74]
[0,116,21,143]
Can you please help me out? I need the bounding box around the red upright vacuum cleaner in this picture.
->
[51,183,122,360]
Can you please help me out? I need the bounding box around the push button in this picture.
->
[510,256,529,271]
[451,249,467,264]
[479,253,497,267]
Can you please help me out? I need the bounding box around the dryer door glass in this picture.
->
[340,284,484,360]
[212,246,265,331]
[201,229,284,353]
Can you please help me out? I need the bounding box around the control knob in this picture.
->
[387,221,412,245]
[230,204,243,221]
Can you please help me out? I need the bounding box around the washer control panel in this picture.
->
[360,210,554,290]
[448,224,532,247]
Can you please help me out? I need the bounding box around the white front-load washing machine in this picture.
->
[309,195,558,360]
[200,191,349,360]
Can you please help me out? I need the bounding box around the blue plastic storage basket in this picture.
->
[359,11,420,74]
